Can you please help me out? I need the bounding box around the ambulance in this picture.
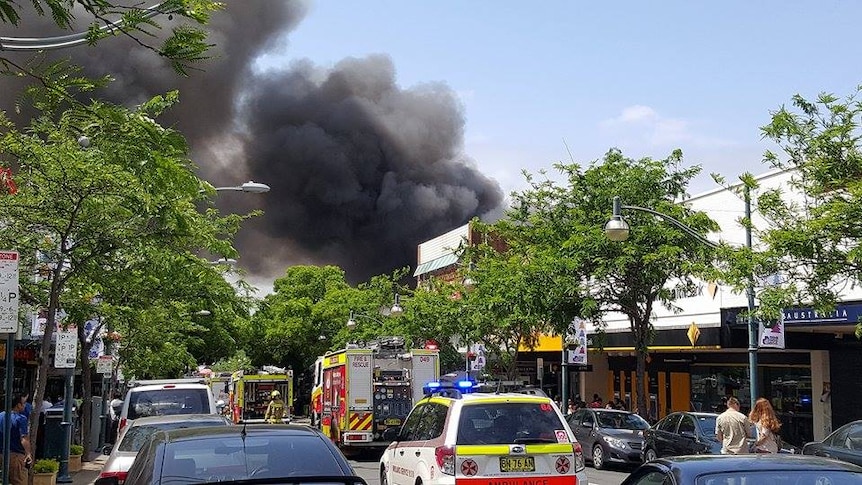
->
[380,381,587,485]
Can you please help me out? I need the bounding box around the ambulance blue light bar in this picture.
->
[423,380,476,396]
[456,380,474,390]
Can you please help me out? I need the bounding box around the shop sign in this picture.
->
[0,346,37,361]
[782,303,862,326]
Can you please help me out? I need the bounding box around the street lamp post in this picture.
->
[605,191,758,409]
[213,181,270,193]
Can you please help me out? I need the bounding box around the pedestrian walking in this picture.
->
[0,392,33,485]
[264,390,286,424]
[749,397,781,453]
[715,396,752,454]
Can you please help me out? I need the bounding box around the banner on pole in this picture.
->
[758,315,785,349]
[567,318,589,366]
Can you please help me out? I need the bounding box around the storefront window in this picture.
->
[762,368,812,446]
[691,365,813,446]
[691,367,749,413]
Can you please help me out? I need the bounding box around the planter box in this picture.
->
[32,472,56,485]
[68,454,82,473]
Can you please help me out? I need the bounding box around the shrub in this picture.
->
[69,444,84,456]
[33,459,59,474]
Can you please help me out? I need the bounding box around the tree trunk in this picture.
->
[28,266,64,457]
[636,346,647,419]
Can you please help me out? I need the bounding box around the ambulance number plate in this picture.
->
[499,456,535,473]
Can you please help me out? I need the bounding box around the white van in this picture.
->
[117,379,217,436]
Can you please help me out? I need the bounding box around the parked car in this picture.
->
[803,419,862,467]
[567,408,650,469]
[98,414,231,485]
[380,381,587,485]
[642,412,721,461]
[621,454,862,485]
[118,378,218,436]
[98,425,366,485]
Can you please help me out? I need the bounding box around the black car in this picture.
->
[803,419,862,467]
[567,408,650,469]
[98,425,368,485]
[621,454,862,485]
[642,412,721,461]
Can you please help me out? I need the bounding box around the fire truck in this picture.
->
[312,337,439,450]
[228,366,294,423]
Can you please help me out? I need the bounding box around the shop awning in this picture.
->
[414,252,460,277]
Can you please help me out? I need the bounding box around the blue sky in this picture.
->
[261,0,862,196]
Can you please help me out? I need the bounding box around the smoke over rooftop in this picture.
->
[1,0,504,284]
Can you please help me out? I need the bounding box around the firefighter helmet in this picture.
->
[271,390,281,398]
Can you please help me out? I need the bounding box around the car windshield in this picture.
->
[128,389,208,419]
[595,411,649,430]
[118,421,227,452]
[696,415,718,439]
[696,470,861,485]
[457,401,565,445]
[161,434,344,483]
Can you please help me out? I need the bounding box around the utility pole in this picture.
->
[745,185,759,409]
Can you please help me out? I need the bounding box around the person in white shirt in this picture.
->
[715,396,752,454]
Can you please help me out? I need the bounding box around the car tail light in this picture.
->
[572,442,585,472]
[118,418,127,434]
[435,446,455,475]
[98,470,127,485]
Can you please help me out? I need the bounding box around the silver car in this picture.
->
[567,408,650,469]
[98,414,231,484]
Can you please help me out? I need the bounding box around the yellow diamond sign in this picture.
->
[687,322,701,347]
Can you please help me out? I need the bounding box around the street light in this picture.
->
[214,181,270,193]
[209,258,237,266]
[346,310,384,330]
[605,192,759,410]
[389,294,404,317]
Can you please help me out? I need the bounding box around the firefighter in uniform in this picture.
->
[265,390,286,424]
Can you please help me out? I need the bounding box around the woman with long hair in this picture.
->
[749,397,782,453]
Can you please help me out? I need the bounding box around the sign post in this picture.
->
[55,327,77,483]
[1,250,19,485]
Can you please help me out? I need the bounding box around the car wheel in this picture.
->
[380,467,388,485]
[592,444,605,470]
[644,448,658,462]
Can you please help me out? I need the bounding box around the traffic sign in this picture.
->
[0,251,19,333]
[54,328,78,368]
[97,355,113,374]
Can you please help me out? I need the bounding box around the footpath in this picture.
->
[68,452,108,485]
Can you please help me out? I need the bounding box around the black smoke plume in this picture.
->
[1,0,504,284]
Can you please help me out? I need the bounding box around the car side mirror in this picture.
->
[382,427,401,442]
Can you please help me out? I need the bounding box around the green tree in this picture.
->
[0,89,246,453]
[246,266,360,373]
[496,149,718,417]
[754,88,862,337]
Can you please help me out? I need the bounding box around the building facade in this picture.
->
[415,170,861,444]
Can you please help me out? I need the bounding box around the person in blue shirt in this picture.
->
[0,392,33,485]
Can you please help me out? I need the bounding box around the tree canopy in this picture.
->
[752,87,862,337]
[479,149,718,416]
